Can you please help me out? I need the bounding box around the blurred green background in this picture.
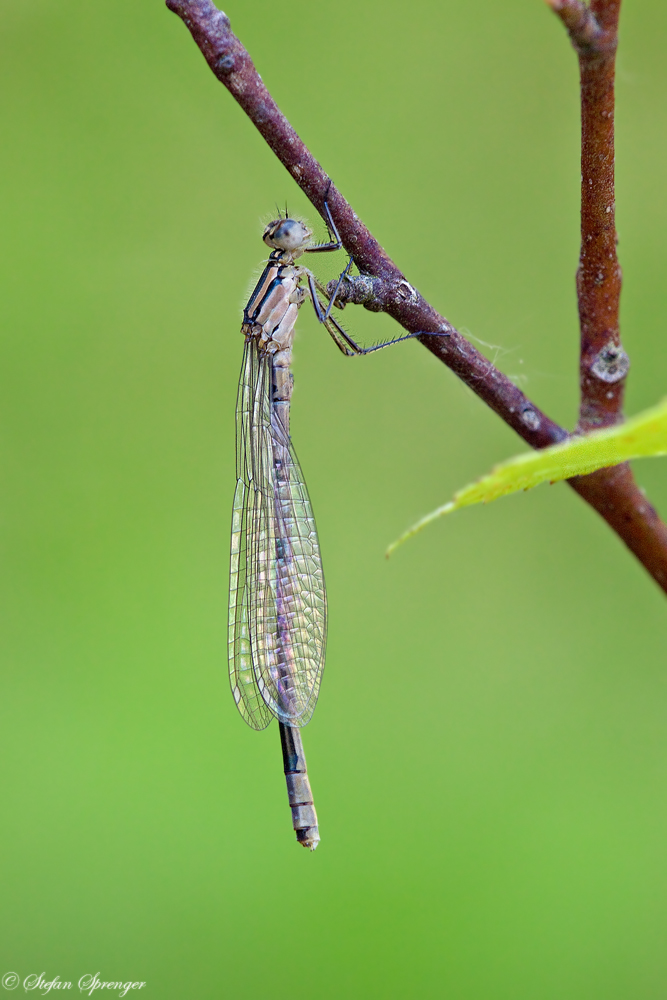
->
[1,1,666,996]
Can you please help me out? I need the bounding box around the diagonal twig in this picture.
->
[165,0,667,593]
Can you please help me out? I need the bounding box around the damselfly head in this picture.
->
[263,218,313,254]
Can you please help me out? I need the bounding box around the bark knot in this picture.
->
[590,342,630,384]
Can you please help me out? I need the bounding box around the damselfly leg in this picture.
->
[305,197,451,356]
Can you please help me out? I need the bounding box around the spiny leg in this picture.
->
[305,272,450,356]
[306,184,342,254]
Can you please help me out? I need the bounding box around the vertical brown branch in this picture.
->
[546,2,667,588]
[576,0,626,432]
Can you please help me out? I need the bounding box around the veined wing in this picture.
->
[228,339,273,730]
[229,339,327,728]
[248,388,327,727]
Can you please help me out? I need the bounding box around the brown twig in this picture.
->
[577,0,624,433]
[550,0,625,431]
[165,0,667,593]
[163,0,565,452]
[569,466,667,588]
[548,1,667,581]
[544,0,603,53]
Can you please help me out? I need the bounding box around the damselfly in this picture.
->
[229,203,440,849]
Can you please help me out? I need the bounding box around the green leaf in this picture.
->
[387,398,667,556]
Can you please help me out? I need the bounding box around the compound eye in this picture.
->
[263,218,311,251]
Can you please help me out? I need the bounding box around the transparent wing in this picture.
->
[248,381,327,727]
[228,338,327,729]
[228,340,273,730]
